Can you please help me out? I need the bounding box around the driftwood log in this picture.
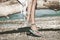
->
[0,3,22,17]
[0,16,60,32]
[0,3,59,17]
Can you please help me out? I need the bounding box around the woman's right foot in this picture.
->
[29,29,41,37]
[29,24,42,37]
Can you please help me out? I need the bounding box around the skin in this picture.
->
[27,0,38,31]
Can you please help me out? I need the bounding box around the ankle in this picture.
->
[31,25,38,31]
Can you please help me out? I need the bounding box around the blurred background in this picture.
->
[0,0,60,40]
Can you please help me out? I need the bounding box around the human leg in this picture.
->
[26,0,33,24]
[29,0,41,36]
[30,0,38,30]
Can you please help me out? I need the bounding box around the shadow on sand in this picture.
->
[0,27,60,37]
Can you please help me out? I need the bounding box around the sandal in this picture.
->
[29,29,41,37]
[29,24,41,37]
